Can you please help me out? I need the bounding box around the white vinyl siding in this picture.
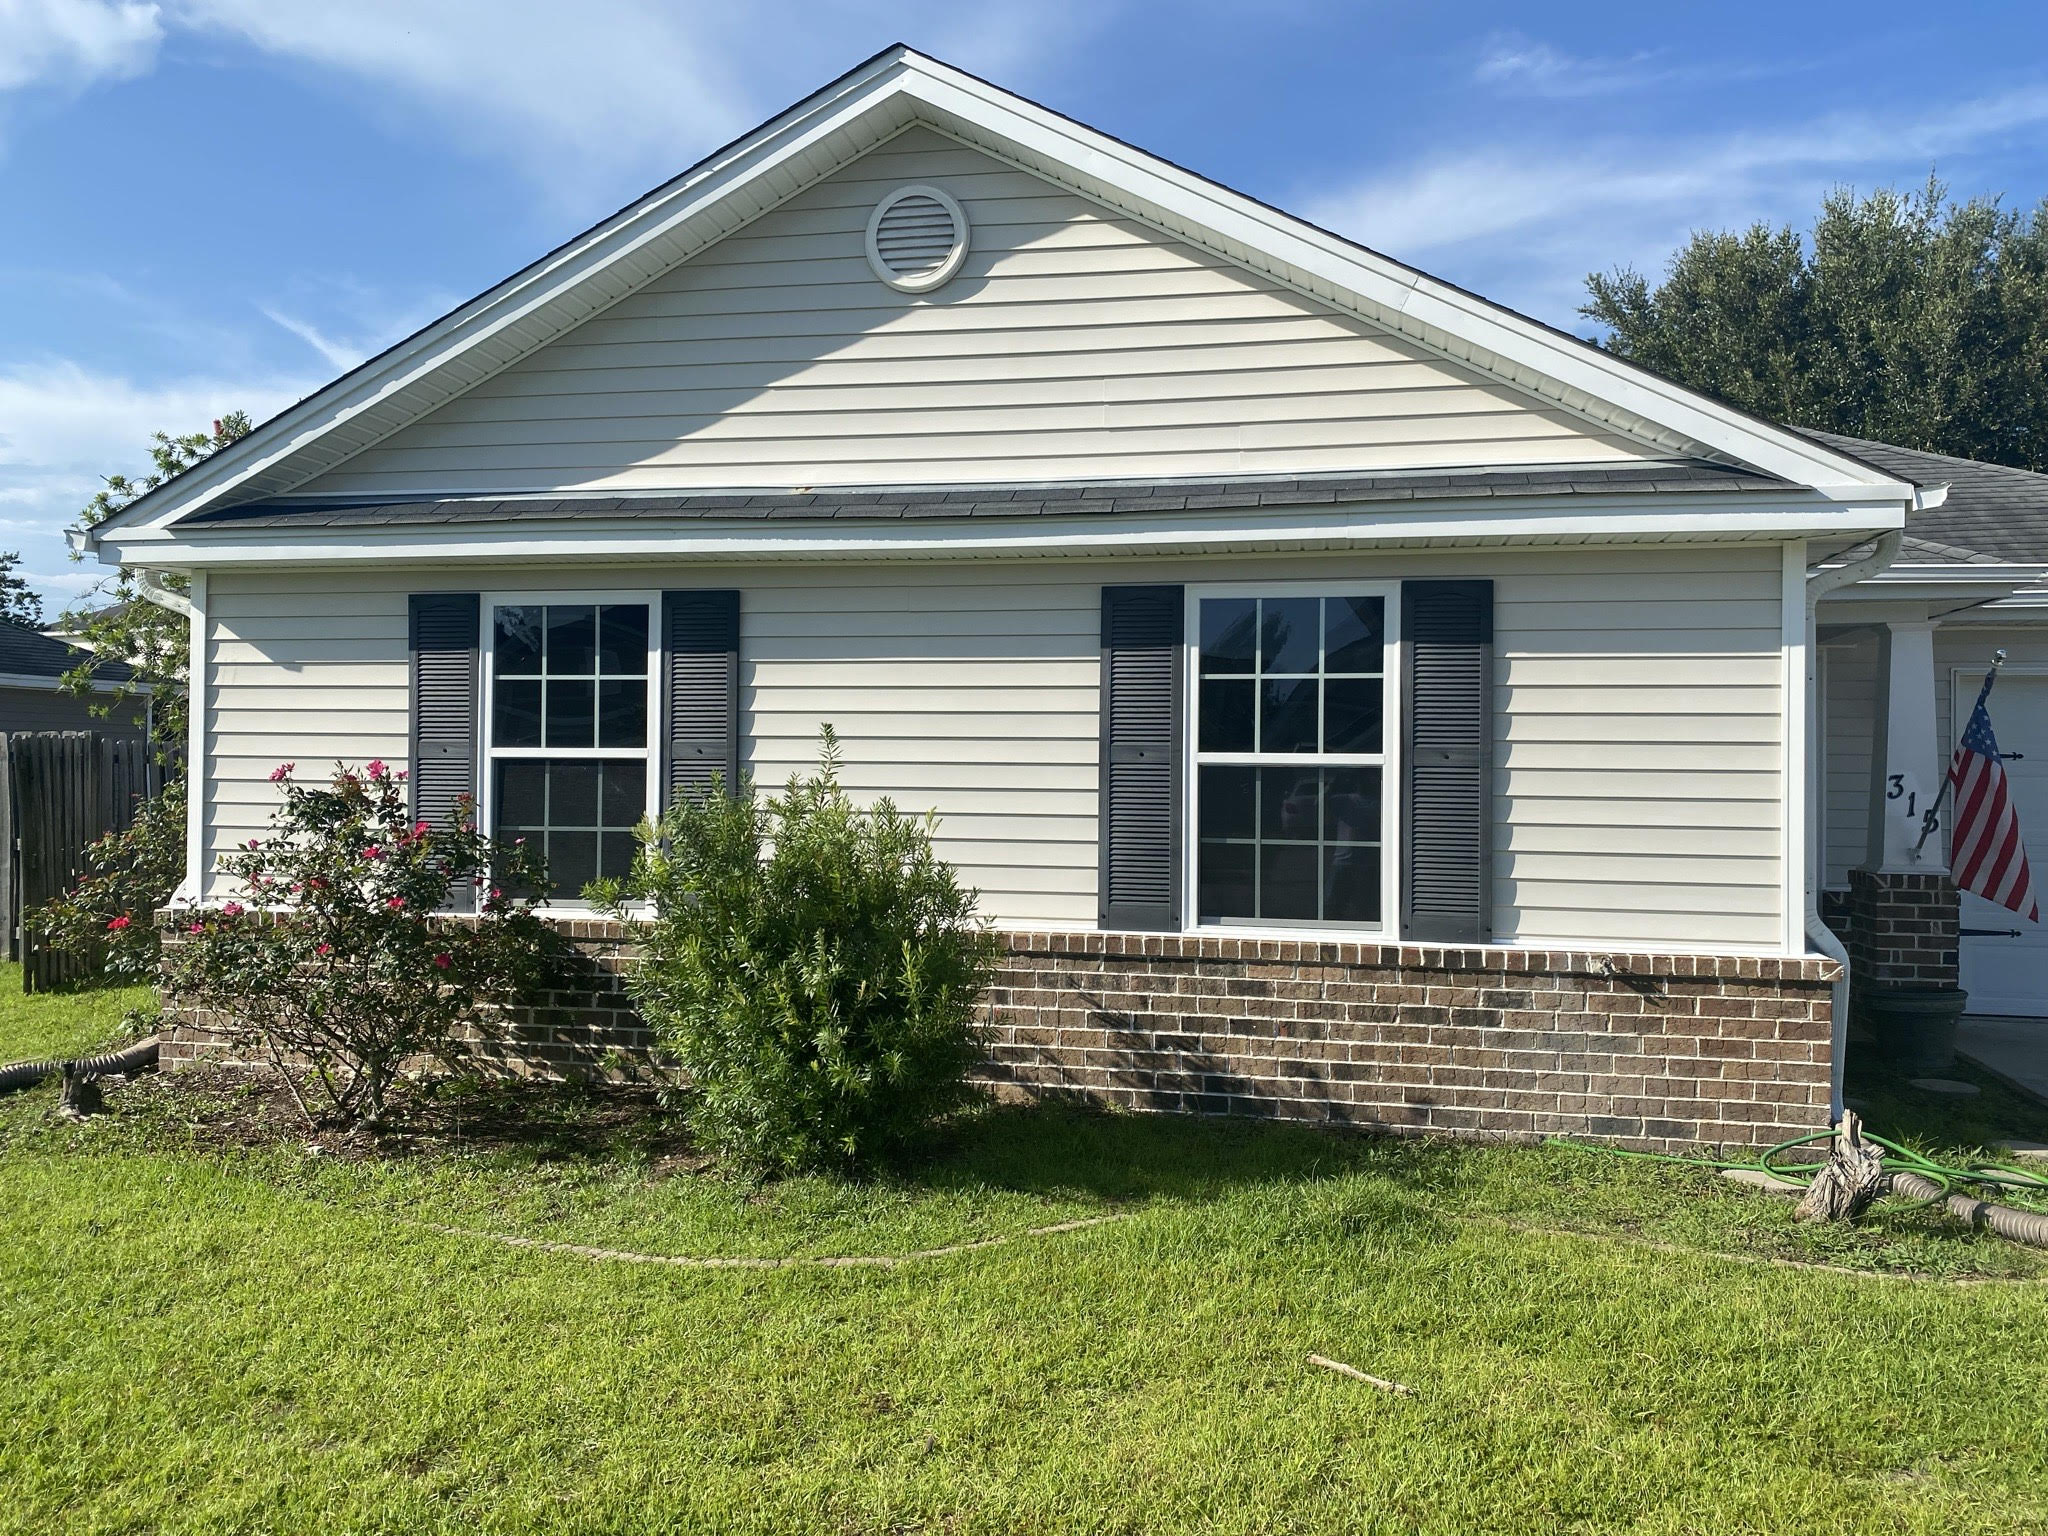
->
[1820,630,1881,886]
[199,544,1789,949]
[296,128,1664,499]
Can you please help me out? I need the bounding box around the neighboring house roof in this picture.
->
[0,616,131,687]
[82,45,1912,563]
[1797,429,2048,564]
[178,461,1789,532]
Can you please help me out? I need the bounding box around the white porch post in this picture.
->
[1865,619,1941,871]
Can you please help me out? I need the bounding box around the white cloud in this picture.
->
[0,0,162,92]
[163,1,1112,198]
[1473,34,1664,99]
[1305,82,2048,326]
[0,360,314,604]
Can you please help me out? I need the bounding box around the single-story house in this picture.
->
[0,616,136,734]
[75,47,2040,1148]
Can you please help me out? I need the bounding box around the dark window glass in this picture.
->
[494,680,542,748]
[600,762,644,826]
[1261,770,1319,843]
[493,760,646,900]
[1198,678,1255,753]
[1199,597,1256,674]
[1198,765,1256,841]
[1260,596,1319,674]
[1260,843,1320,921]
[545,679,595,748]
[1323,677,1383,753]
[1324,845,1381,923]
[1260,677,1318,754]
[1324,597,1385,673]
[548,830,598,899]
[496,760,546,825]
[1323,768,1381,844]
[598,680,646,749]
[546,606,597,675]
[494,606,544,675]
[597,605,648,676]
[1197,840,1255,922]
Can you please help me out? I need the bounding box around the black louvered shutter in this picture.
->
[409,593,481,912]
[1402,580,1493,943]
[662,590,740,808]
[1098,585,1184,931]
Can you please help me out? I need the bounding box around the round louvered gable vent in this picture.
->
[865,184,969,293]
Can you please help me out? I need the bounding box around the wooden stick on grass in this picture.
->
[1308,1354,1415,1396]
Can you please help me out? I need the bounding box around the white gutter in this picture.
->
[1803,527,1906,1120]
[131,568,198,620]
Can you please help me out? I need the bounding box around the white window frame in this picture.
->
[480,588,662,911]
[1181,580,1402,937]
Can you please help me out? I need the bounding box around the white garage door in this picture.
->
[1956,670,2048,1017]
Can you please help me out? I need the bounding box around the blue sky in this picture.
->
[4,1,2047,606]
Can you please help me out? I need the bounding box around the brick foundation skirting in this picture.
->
[161,921,1838,1153]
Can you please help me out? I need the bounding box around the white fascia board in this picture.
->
[114,492,1904,570]
[0,671,123,694]
[1816,562,2048,606]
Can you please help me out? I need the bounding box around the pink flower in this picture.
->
[106,915,131,932]
[221,902,245,917]
[269,763,294,782]
[488,887,503,902]
[413,821,430,838]
[187,922,205,934]
[246,840,260,851]
[315,943,332,956]
[432,952,451,969]
[385,896,405,910]
[366,759,388,779]
[363,846,385,861]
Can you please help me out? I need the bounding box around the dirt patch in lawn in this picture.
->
[85,1062,707,1170]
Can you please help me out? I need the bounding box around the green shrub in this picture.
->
[165,760,551,1127]
[596,731,998,1176]
[31,777,187,985]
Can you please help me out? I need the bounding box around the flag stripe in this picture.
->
[1947,669,2037,923]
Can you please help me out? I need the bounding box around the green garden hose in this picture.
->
[1544,1132,2048,1247]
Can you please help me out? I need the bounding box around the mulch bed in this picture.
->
[93,1061,706,1169]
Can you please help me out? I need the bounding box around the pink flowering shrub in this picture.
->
[166,760,551,1126]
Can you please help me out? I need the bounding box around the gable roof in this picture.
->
[1796,429,2048,564]
[83,45,1915,561]
[0,617,131,686]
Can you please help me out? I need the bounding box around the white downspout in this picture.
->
[130,567,204,904]
[1803,526,1909,1119]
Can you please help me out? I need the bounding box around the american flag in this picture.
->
[1949,667,2039,921]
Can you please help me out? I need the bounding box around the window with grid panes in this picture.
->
[1194,593,1389,926]
[488,603,653,900]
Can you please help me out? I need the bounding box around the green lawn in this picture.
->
[0,965,154,1062]
[3,991,2047,1534]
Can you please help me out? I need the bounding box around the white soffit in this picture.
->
[91,47,1912,546]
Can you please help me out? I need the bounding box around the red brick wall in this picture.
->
[1839,869,1959,997]
[161,920,1837,1152]
[981,933,1836,1152]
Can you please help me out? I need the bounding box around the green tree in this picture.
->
[61,413,252,747]
[0,551,44,627]
[1583,178,2048,470]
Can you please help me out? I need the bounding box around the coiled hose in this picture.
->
[1548,1130,2048,1251]
[0,1037,160,1095]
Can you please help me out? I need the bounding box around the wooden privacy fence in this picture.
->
[0,732,164,990]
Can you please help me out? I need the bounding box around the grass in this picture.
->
[3,998,2047,1533]
[0,965,154,1062]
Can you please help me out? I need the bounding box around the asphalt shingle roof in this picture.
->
[1797,429,2048,565]
[177,460,1789,531]
[0,618,130,684]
